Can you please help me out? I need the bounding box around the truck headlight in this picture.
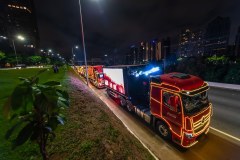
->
[185,133,193,139]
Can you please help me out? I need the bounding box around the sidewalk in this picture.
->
[208,81,240,91]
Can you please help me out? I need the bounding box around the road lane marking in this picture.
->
[89,86,159,160]
[210,127,240,142]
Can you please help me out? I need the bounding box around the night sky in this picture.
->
[34,0,240,59]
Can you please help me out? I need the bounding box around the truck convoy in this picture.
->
[77,65,105,88]
[103,65,212,148]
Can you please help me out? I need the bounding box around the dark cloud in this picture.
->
[35,0,240,59]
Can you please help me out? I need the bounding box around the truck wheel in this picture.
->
[106,89,111,97]
[126,101,133,112]
[156,121,171,140]
[120,97,126,107]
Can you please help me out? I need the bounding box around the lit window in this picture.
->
[12,5,15,7]
[8,5,11,7]
[24,7,26,9]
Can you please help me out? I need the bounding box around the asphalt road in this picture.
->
[88,83,240,160]
[76,72,240,160]
[208,87,240,138]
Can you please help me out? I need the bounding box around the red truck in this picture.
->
[88,65,105,88]
[76,66,86,76]
[76,65,104,88]
[103,65,212,148]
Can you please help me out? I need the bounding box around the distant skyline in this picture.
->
[34,0,240,59]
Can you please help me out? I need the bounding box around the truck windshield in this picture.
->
[181,91,209,115]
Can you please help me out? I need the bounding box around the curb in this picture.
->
[208,82,240,91]
[209,127,240,146]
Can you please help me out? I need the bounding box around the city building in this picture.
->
[161,37,171,59]
[204,16,231,56]
[126,38,171,65]
[127,45,138,65]
[0,0,39,54]
[235,26,240,57]
[178,29,204,57]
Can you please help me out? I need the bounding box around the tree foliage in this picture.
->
[3,69,69,160]
[167,56,240,84]
[0,50,6,61]
[206,55,229,64]
[27,56,42,65]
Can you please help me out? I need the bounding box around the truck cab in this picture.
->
[150,73,212,147]
[88,65,105,88]
[103,65,212,148]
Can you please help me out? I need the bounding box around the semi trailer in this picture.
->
[103,65,212,148]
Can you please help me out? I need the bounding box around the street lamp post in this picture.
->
[71,47,75,65]
[78,0,89,86]
[72,46,78,65]
[12,40,18,65]
[12,35,25,65]
[0,35,25,65]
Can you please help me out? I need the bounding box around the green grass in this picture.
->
[0,67,67,160]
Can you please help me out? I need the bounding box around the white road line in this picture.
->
[210,127,240,142]
[90,85,159,160]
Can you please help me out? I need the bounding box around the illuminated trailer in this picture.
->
[103,65,212,148]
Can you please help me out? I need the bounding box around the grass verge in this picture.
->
[0,67,67,160]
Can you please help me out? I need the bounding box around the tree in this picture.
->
[27,56,42,65]
[3,69,69,160]
[224,64,240,84]
[0,50,6,61]
[45,57,51,64]
[206,55,229,64]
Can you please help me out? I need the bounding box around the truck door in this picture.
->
[162,91,183,136]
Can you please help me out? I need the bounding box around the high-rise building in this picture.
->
[161,37,171,59]
[142,39,164,62]
[178,29,204,57]
[204,16,230,56]
[0,0,39,54]
[127,38,171,65]
[235,26,240,57]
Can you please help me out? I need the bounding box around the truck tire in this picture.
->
[119,97,126,107]
[126,100,134,112]
[106,89,111,97]
[156,121,171,140]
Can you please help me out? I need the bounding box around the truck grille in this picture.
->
[193,112,210,135]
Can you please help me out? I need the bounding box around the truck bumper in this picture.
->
[181,126,210,148]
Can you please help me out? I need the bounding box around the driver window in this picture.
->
[163,91,181,112]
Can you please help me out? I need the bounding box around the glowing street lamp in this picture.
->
[12,35,25,65]
[17,35,25,41]
[72,45,79,64]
